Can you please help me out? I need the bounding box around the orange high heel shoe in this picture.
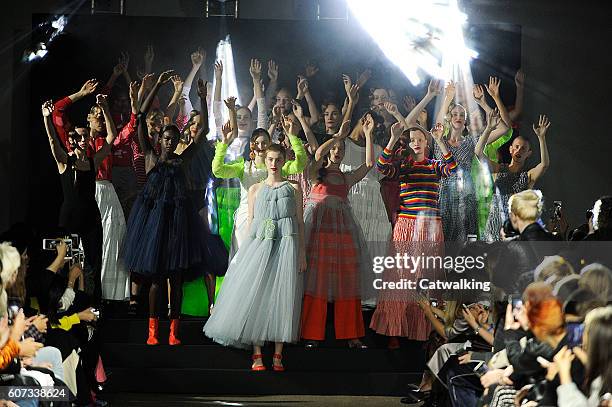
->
[169,319,181,346]
[146,317,159,345]
[272,353,285,372]
[251,354,266,371]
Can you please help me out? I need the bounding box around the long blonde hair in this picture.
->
[0,242,21,317]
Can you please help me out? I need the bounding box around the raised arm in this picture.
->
[105,52,129,93]
[296,76,320,125]
[406,79,442,126]
[179,79,211,162]
[265,60,279,110]
[292,101,318,154]
[225,96,238,141]
[341,74,360,125]
[345,117,375,187]
[184,48,205,92]
[509,69,525,123]
[472,82,510,143]
[311,121,351,182]
[166,75,184,120]
[144,45,154,75]
[527,115,551,187]
[279,114,308,176]
[53,79,98,148]
[475,108,502,173]
[213,60,223,103]
[42,101,68,169]
[92,94,117,169]
[485,76,512,128]
[435,80,455,126]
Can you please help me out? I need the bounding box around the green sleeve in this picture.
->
[484,128,513,163]
[282,134,307,176]
[212,142,245,179]
[52,313,81,331]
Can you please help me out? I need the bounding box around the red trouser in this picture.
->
[301,295,365,340]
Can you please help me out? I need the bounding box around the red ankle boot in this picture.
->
[169,319,181,345]
[147,317,159,345]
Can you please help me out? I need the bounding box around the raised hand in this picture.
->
[532,114,551,139]
[249,59,262,81]
[473,84,485,101]
[96,94,109,108]
[214,60,223,78]
[431,123,445,141]
[390,121,404,141]
[267,60,278,82]
[144,45,155,66]
[291,100,304,118]
[362,115,374,136]
[296,76,309,97]
[383,102,399,115]
[427,79,443,97]
[41,100,54,117]
[485,108,501,131]
[129,81,139,101]
[485,76,501,98]
[191,48,206,67]
[444,80,456,100]
[170,75,184,93]
[221,121,234,144]
[305,60,319,78]
[79,79,98,96]
[281,114,300,136]
[197,78,208,99]
[515,69,525,88]
[157,70,175,85]
[272,105,282,122]
[224,96,237,111]
[141,73,155,90]
[356,68,372,89]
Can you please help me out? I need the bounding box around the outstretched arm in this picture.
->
[406,79,442,126]
[485,76,512,129]
[42,101,68,169]
[345,118,374,187]
[181,79,211,161]
[265,60,279,110]
[292,100,318,154]
[341,74,360,125]
[475,109,502,173]
[528,115,551,187]
[509,70,525,123]
[434,80,455,127]
[297,76,320,125]
[93,94,117,169]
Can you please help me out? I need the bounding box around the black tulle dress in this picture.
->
[123,155,227,278]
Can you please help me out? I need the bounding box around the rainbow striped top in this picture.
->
[377,148,457,219]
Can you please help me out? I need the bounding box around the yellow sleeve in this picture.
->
[212,142,246,179]
[52,313,81,331]
[282,134,307,176]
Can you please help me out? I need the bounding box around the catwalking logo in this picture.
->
[372,253,486,274]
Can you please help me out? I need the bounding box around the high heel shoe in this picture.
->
[348,339,368,349]
[146,317,159,345]
[272,353,285,372]
[251,354,266,371]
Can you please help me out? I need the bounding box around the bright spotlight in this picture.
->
[209,35,242,144]
[23,15,68,63]
[347,0,478,85]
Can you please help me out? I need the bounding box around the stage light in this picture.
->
[346,0,478,85]
[209,35,242,145]
[23,15,68,63]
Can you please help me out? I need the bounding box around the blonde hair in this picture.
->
[0,242,21,318]
[534,255,575,285]
[580,263,612,303]
[508,189,543,222]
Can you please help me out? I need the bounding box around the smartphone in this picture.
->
[430,298,438,308]
[566,322,585,348]
[473,360,489,377]
[553,201,563,219]
[455,348,468,357]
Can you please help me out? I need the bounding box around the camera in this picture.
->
[551,201,562,220]
[502,219,518,238]
[42,234,85,267]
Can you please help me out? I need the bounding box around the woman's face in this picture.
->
[409,130,427,155]
[324,104,341,131]
[265,151,285,174]
[275,89,292,113]
[189,115,201,136]
[161,129,179,153]
[237,107,252,132]
[253,134,270,157]
[371,88,389,110]
[328,140,345,164]
[509,137,532,164]
[72,127,90,151]
[147,113,163,134]
[87,106,104,133]
[450,105,466,130]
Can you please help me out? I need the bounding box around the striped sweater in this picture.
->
[377,148,457,219]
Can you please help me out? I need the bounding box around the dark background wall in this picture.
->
[1,0,610,235]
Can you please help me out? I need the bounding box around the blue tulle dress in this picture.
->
[123,156,227,277]
[203,181,303,348]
